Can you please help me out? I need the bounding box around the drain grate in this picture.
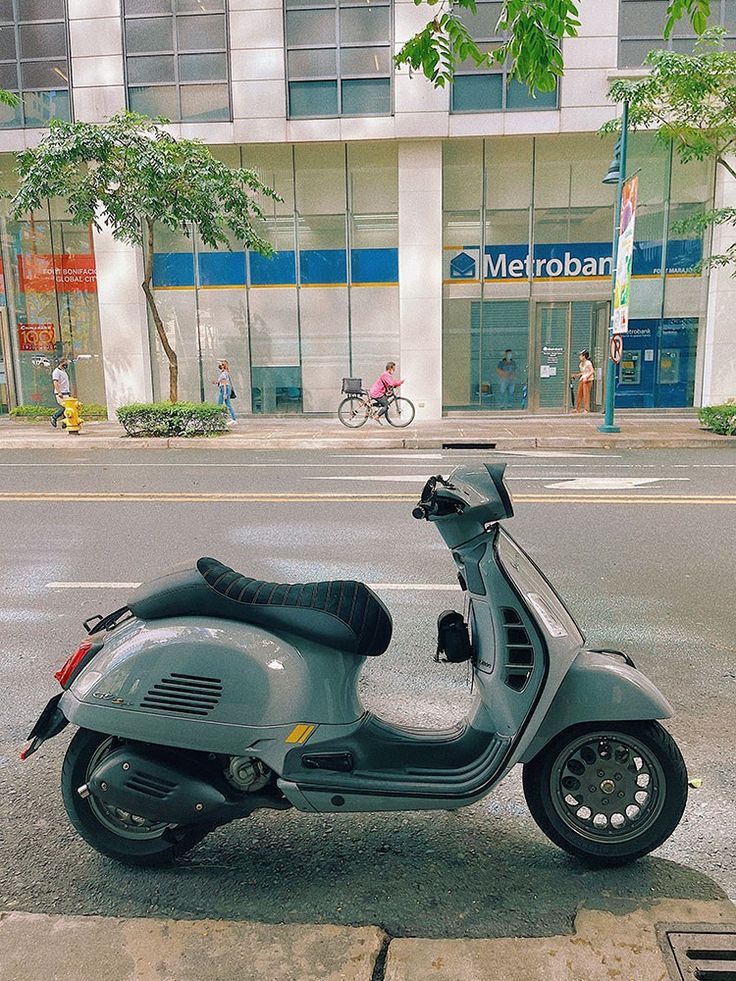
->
[657,923,736,980]
[441,442,496,450]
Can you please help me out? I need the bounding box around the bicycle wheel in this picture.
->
[338,396,370,428]
[386,397,415,428]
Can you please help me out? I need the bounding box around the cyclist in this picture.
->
[369,361,404,420]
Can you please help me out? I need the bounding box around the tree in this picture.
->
[396,0,712,94]
[11,111,279,402]
[605,30,736,275]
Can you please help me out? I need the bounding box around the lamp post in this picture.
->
[598,99,629,434]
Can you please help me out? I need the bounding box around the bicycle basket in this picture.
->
[342,377,363,394]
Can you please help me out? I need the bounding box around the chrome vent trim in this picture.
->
[501,607,534,692]
[140,673,223,717]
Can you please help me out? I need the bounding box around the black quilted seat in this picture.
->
[127,557,393,658]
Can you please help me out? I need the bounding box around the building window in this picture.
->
[122,0,231,123]
[619,0,736,67]
[0,0,72,129]
[451,1,558,112]
[285,0,392,118]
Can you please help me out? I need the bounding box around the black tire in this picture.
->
[337,396,369,428]
[522,720,688,866]
[385,397,416,428]
[61,729,211,867]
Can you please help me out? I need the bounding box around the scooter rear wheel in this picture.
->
[522,720,688,865]
[61,729,211,866]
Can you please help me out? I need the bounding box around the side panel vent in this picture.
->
[140,673,223,717]
[125,771,178,800]
[501,608,535,693]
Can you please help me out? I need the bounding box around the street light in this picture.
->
[598,100,629,434]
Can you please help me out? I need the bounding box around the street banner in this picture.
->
[18,323,56,351]
[612,176,638,334]
[18,253,97,293]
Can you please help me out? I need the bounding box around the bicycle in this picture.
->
[337,377,416,429]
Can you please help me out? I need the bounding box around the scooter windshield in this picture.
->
[495,528,585,646]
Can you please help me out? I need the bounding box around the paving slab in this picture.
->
[383,899,736,981]
[0,912,384,981]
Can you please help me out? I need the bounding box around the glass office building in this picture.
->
[0,0,729,418]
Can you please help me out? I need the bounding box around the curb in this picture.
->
[1,899,735,981]
[0,435,734,451]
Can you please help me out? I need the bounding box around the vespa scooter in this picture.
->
[23,463,688,867]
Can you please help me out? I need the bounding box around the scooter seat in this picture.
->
[127,557,393,658]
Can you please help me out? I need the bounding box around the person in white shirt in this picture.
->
[573,350,595,414]
[50,357,71,428]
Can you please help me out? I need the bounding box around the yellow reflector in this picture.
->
[285,724,316,744]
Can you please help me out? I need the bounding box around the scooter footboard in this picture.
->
[518,650,674,764]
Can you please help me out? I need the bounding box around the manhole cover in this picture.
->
[657,923,736,980]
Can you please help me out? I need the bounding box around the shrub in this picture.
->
[10,402,108,420]
[698,404,736,436]
[116,401,228,437]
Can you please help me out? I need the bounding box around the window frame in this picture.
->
[284,0,393,119]
[450,2,559,114]
[121,0,233,124]
[0,0,73,129]
[618,0,736,68]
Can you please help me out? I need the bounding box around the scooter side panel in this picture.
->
[61,616,366,755]
[517,651,675,763]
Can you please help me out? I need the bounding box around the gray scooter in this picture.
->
[23,464,688,867]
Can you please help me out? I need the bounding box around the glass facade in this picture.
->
[0,190,107,413]
[122,0,231,123]
[0,0,72,129]
[148,142,399,414]
[285,0,392,118]
[442,133,711,412]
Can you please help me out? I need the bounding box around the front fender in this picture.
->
[518,650,674,763]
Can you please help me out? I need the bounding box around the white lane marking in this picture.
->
[543,477,689,490]
[310,474,428,483]
[336,453,445,460]
[46,581,459,591]
[489,450,619,459]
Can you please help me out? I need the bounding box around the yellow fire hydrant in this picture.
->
[59,396,83,435]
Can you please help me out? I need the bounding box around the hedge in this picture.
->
[116,401,228,437]
[10,403,108,420]
[698,404,736,436]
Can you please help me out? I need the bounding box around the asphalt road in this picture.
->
[1,445,734,938]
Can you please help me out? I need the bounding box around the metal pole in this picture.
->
[599,100,629,434]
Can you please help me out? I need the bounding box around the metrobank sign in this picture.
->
[445,239,702,283]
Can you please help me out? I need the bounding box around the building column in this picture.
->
[701,162,736,405]
[67,0,126,123]
[398,141,444,420]
[93,224,153,414]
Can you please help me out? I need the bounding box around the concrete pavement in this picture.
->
[1,410,734,450]
[1,899,735,980]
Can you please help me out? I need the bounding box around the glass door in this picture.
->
[531,300,610,412]
[534,303,570,411]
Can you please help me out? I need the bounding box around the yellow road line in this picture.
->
[1,492,736,505]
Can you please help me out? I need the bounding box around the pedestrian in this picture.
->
[215,359,237,425]
[369,361,404,421]
[573,350,595,414]
[495,350,516,409]
[50,356,71,428]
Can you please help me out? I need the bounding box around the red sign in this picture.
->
[18,323,56,352]
[18,254,97,293]
[610,333,623,365]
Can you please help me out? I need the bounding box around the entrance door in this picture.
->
[531,300,610,412]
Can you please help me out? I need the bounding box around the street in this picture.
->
[1,445,734,939]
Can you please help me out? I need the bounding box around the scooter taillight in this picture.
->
[55,641,94,688]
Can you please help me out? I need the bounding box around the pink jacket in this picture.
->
[369,371,404,399]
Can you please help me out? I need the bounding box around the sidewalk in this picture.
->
[1,411,734,451]
[1,898,735,980]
